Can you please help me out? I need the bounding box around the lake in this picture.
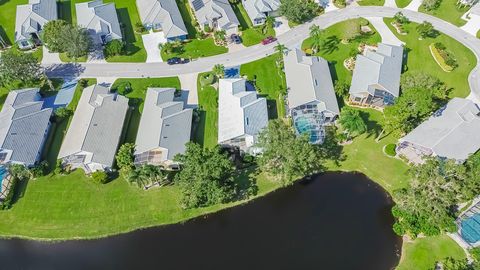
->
[0,172,401,270]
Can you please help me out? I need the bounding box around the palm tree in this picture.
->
[212,64,225,78]
[160,42,174,54]
[274,43,288,56]
[338,107,367,140]
[309,25,325,54]
[309,24,322,38]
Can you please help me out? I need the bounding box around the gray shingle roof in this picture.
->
[136,0,188,39]
[242,0,279,23]
[399,98,480,161]
[284,48,340,116]
[349,43,404,98]
[15,0,58,41]
[58,85,129,168]
[0,88,52,166]
[135,88,192,161]
[76,0,122,40]
[189,0,239,32]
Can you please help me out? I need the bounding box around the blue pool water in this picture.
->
[0,165,6,192]
[294,117,320,143]
[461,214,480,244]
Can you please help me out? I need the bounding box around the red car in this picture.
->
[261,36,277,45]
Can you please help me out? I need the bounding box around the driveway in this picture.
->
[461,13,480,36]
[274,17,291,36]
[142,31,166,63]
[405,0,422,11]
[178,73,199,108]
[366,17,404,46]
[41,46,61,64]
[384,0,397,7]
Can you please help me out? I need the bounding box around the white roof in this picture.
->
[218,78,268,144]
[58,85,129,168]
[15,0,58,41]
[135,88,192,161]
[75,0,122,40]
[189,0,239,31]
[350,43,404,98]
[242,0,280,22]
[399,98,480,161]
[284,49,339,115]
[136,0,188,39]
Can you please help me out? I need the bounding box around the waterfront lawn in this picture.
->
[0,168,281,240]
[302,18,381,85]
[240,53,287,119]
[111,77,181,143]
[395,0,413,8]
[64,0,147,62]
[357,0,385,6]
[161,38,228,60]
[384,18,476,98]
[397,235,466,270]
[419,0,468,27]
[325,107,410,192]
[194,72,219,148]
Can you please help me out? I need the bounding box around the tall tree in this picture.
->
[274,43,288,55]
[212,64,225,78]
[416,21,436,39]
[127,165,166,188]
[309,25,325,54]
[41,20,68,52]
[338,107,367,139]
[257,119,324,185]
[115,143,136,176]
[174,143,239,209]
[0,49,42,87]
[60,25,92,61]
[279,0,319,24]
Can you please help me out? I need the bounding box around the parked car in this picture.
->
[167,57,190,65]
[261,36,277,45]
[231,34,242,44]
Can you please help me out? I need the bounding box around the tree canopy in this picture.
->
[42,20,69,52]
[256,119,324,185]
[416,21,437,39]
[60,24,92,60]
[115,143,136,176]
[0,49,42,87]
[174,143,239,209]
[338,107,367,139]
[279,0,319,24]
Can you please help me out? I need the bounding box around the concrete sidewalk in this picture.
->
[366,17,404,46]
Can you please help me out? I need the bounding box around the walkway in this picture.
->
[384,0,397,8]
[404,0,422,11]
[366,16,404,46]
[43,6,480,101]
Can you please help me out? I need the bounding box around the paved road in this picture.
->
[44,6,480,99]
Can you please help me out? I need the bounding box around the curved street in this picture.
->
[44,6,480,100]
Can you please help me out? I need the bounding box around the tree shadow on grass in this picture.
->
[192,108,206,146]
[0,25,11,46]
[233,167,259,201]
[57,0,72,24]
[360,110,383,139]
[117,8,141,56]
[320,36,340,55]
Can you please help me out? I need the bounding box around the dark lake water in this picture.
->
[0,172,401,270]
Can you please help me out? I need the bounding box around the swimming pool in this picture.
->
[0,165,6,192]
[460,213,480,244]
[294,116,322,144]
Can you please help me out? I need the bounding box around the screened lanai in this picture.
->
[291,104,325,144]
[457,200,480,247]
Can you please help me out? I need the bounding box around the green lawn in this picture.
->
[194,72,219,149]
[111,77,181,143]
[161,38,228,60]
[231,2,275,47]
[0,168,280,240]
[419,0,468,27]
[357,0,385,6]
[61,0,147,62]
[302,18,381,85]
[397,235,466,270]
[325,107,410,192]
[0,0,27,45]
[59,52,87,63]
[240,53,287,119]
[396,0,413,8]
[384,18,476,98]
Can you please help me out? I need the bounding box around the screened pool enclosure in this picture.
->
[291,104,325,144]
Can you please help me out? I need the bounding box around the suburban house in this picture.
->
[397,98,480,164]
[136,0,188,41]
[218,78,268,152]
[15,0,58,49]
[75,0,123,44]
[189,0,240,34]
[242,0,280,26]
[58,84,129,173]
[134,88,193,169]
[284,49,340,144]
[349,43,404,108]
[0,88,52,167]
